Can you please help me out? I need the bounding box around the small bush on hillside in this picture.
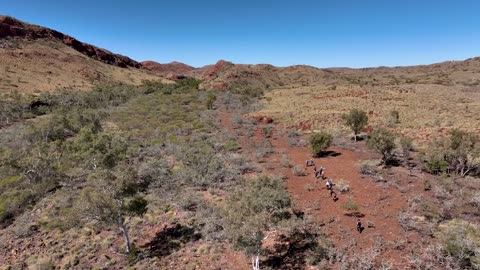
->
[280,154,292,168]
[293,165,307,176]
[436,219,480,269]
[359,160,379,175]
[343,109,368,141]
[255,140,273,160]
[399,136,414,162]
[224,140,241,152]
[230,86,264,98]
[366,127,396,165]
[335,179,351,193]
[341,197,359,211]
[288,130,301,138]
[309,132,333,157]
[288,138,298,147]
[206,92,216,110]
[388,110,400,126]
[263,126,273,138]
[425,129,480,176]
[232,114,243,127]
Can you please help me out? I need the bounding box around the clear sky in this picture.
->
[2,0,479,68]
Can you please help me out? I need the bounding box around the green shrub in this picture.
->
[366,127,396,165]
[388,110,400,125]
[437,219,480,269]
[343,109,368,141]
[424,129,480,176]
[224,176,291,254]
[262,126,272,138]
[293,165,307,176]
[206,92,216,110]
[341,197,359,211]
[224,140,241,152]
[309,132,333,157]
[0,189,33,222]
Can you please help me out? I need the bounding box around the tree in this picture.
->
[343,109,368,141]
[224,176,291,270]
[388,110,400,125]
[77,169,147,254]
[445,129,480,176]
[366,127,396,165]
[399,136,413,165]
[309,132,333,157]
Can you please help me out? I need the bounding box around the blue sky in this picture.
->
[2,0,479,68]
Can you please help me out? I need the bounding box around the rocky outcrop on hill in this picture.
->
[0,15,140,68]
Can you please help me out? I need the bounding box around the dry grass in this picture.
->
[254,83,480,146]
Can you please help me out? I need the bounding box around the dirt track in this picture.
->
[220,109,423,269]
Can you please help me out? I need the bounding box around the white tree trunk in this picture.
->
[251,253,260,270]
[118,219,131,254]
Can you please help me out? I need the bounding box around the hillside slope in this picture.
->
[0,16,161,93]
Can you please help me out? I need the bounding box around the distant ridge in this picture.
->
[140,61,195,76]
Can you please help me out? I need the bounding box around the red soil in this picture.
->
[219,110,426,269]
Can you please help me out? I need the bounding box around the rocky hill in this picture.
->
[141,61,195,77]
[187,60,334,90]
[0,16,161,93]
[0,16,140,68]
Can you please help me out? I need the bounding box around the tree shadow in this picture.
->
[350,135,367,142]
[344,211,365,218]
[142,224,201,258]
[318,151,341,158]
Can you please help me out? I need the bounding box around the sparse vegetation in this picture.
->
[2,15,480,270]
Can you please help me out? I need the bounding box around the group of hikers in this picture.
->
[305,159,363,233]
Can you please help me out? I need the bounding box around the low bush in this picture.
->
[309,132,333,157]
[224,140,241,152]
[262,126,273,138]
[436,219,480,269]
[424,129,480,177]
[335,179,351,193]
[366,127,396,165]
[341,197,359,211]
[293,165,307,176]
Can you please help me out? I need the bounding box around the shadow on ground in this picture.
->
[143,224,201,258]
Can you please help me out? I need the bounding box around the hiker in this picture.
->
[356,219,363,233]
[326,178,333,190]
[318,167,324,179]
[313,166,319,178]
[305,159,314,167]
[331,190,338,201]
[314,166,324,179]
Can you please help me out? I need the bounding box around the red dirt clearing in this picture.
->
[220,109,423,269]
